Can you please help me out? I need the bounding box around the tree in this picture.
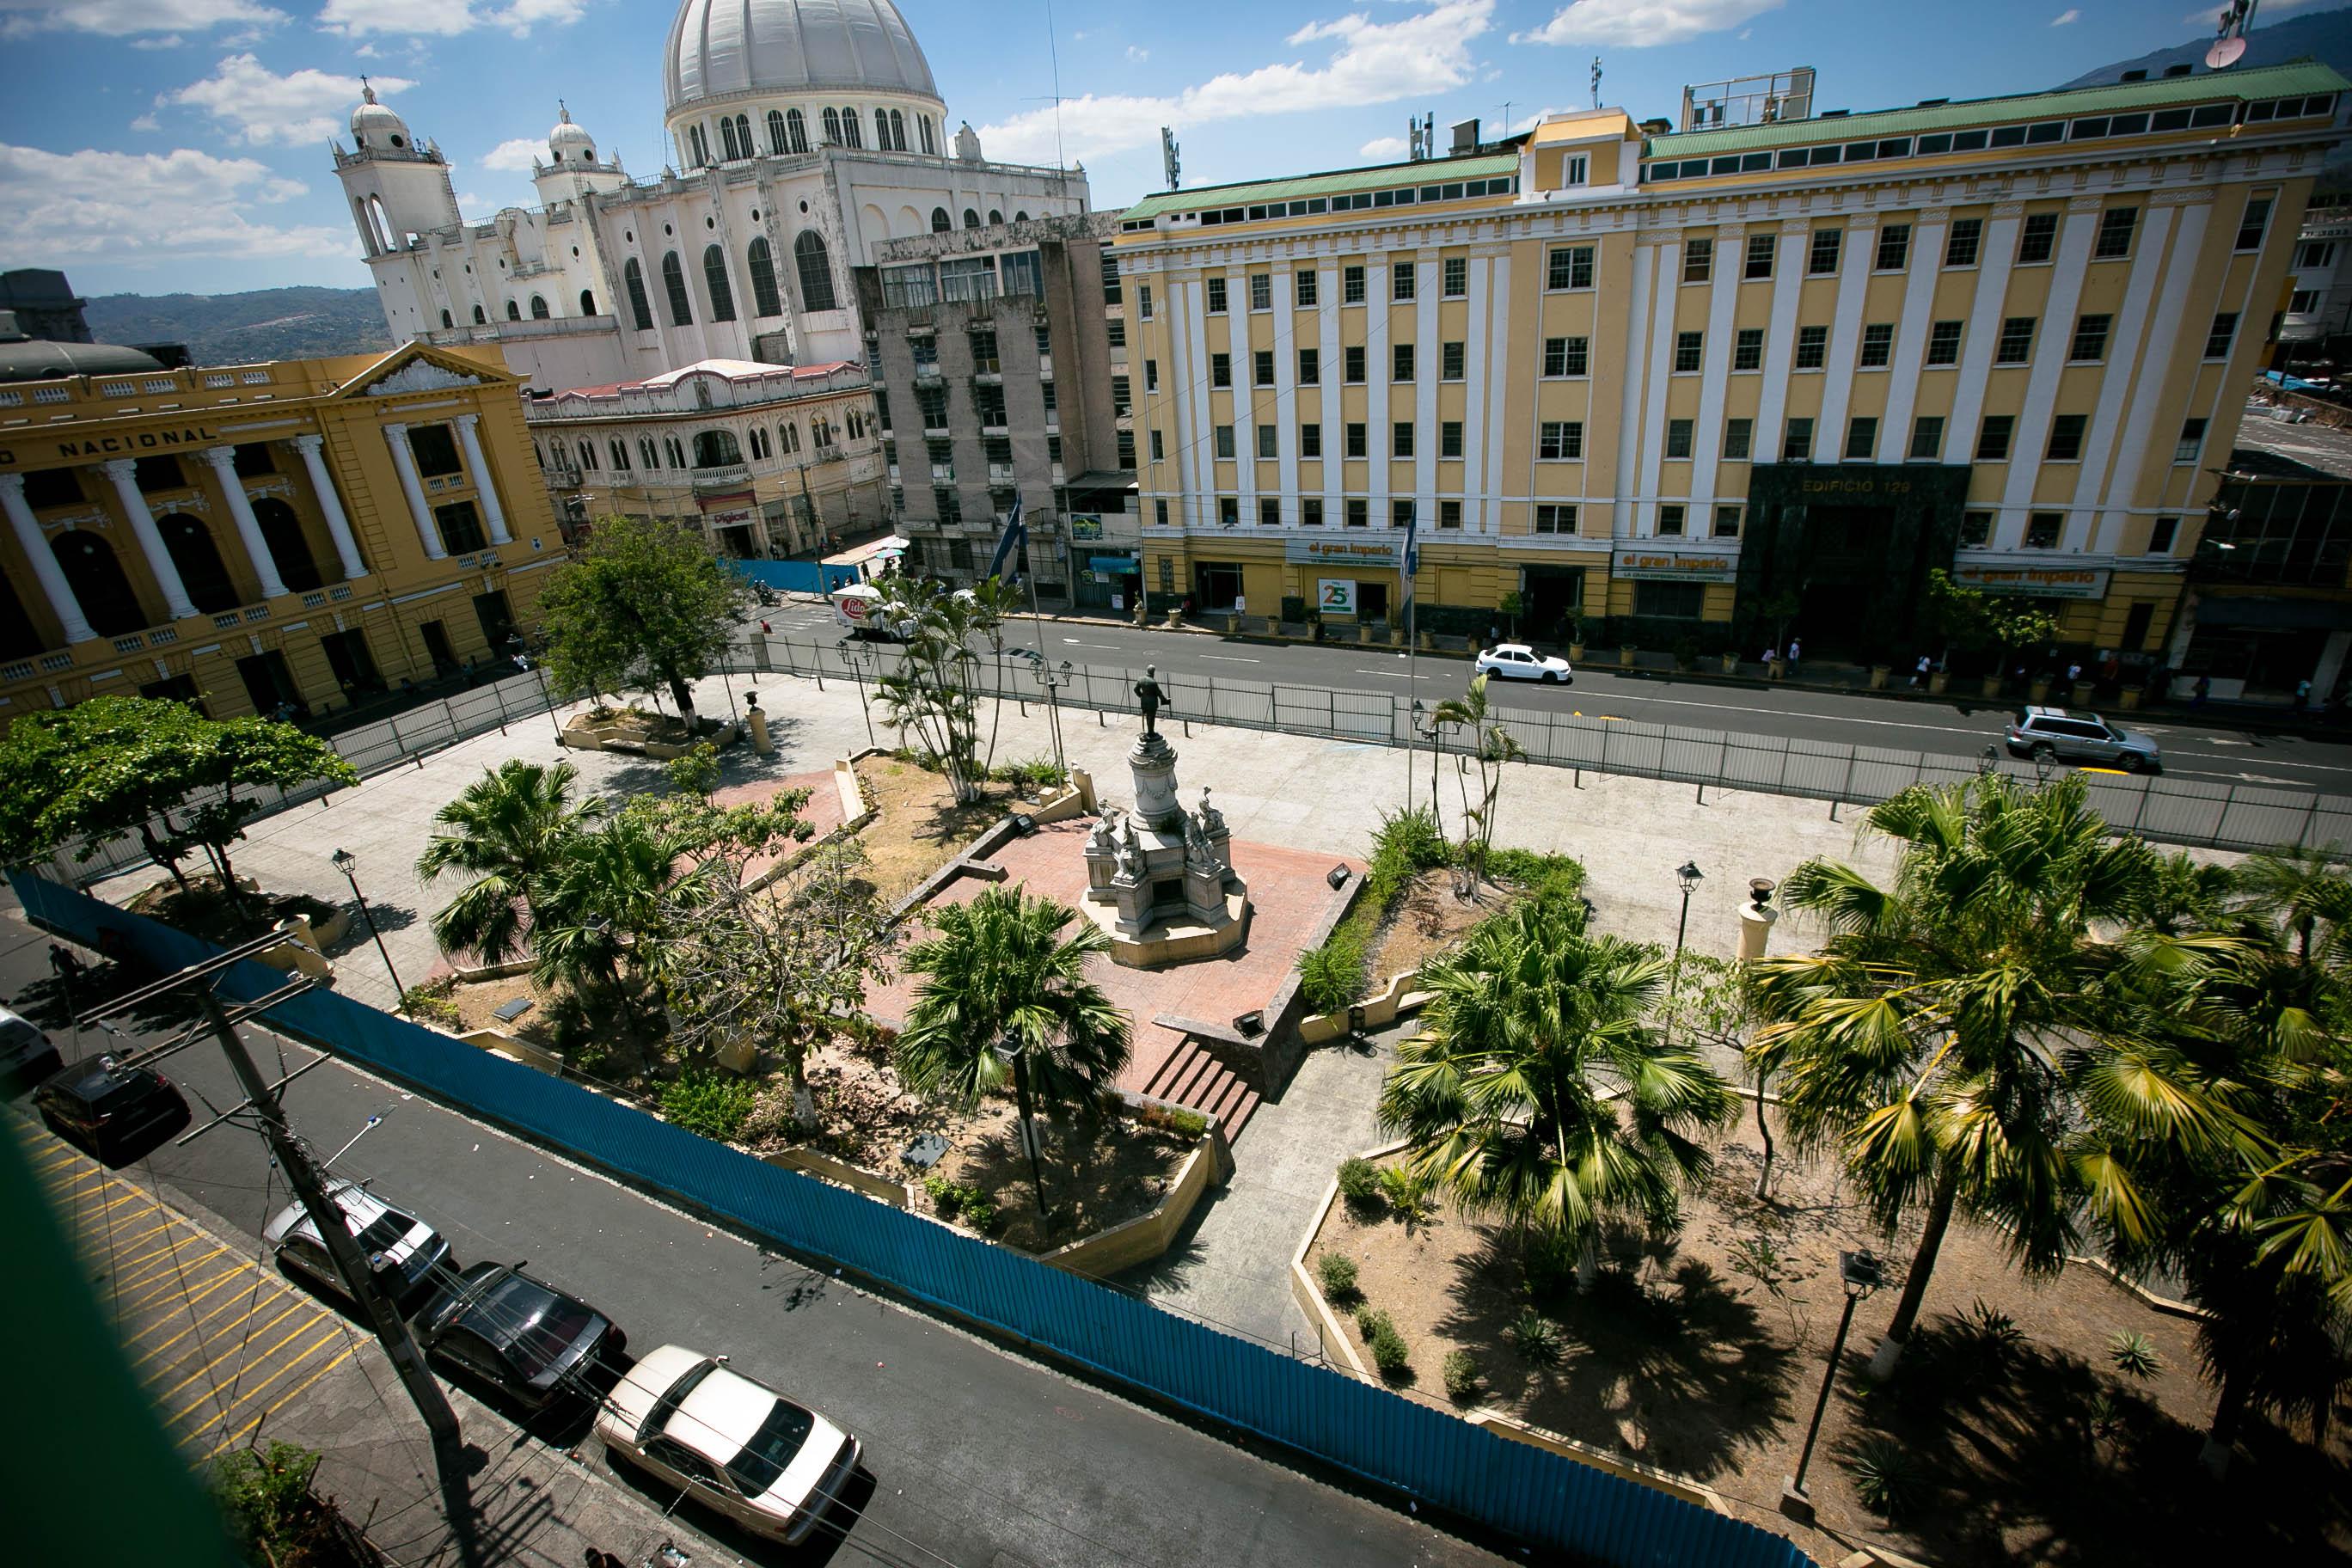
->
[1380,903,1734,1283]
[869,575,992,803]
[535,512,747,723]
[415,759,604,963]
[1430,673,1523,900]
[964,575,1022,771]
[530,810,689,1022]
[1923,567,2059,676]
[1674,951,1776,1197]
[894,886,1130,1119]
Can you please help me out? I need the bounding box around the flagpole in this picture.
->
[1404,504,1418,816]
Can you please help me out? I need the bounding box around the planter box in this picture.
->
[1619,646,1637,668]
[763,1146,912,1208]
[1032,1136,1222,1278]
[1982,675,2005,698]
[2119,688,2143,710]
[1719,652,1741,674]
[1869,665,1891,690]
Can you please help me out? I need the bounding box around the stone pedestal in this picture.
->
[1738,903,1779,961]
[1129,732,1183,829]
[746,703,775,756]
[1080,732,1249,965]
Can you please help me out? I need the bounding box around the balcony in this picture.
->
[912,361,944,384]
[930,463,955,482]
[987,463,1017,485]
[691,462,752,491]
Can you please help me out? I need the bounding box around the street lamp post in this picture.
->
[1978,744,2001,778]
[1028,658,1070,779]
[995,1032,1050,1226]
[506,633,562,744]
[331,848,406,1001]
[1673,860,1703,961]
[836,637,877,747]
[1780,1248,1883,1521]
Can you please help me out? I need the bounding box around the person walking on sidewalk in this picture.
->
[1912,653,1932,688]
[1785,637,1801,675]
[2193,674,2212,708]
[2296,677,2312,713]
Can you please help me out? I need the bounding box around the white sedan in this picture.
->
[597,1344,861,1545]
[1473,642,1573,683]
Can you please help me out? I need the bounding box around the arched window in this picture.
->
[930,206,951,233]
[51,530,144,636]
[874,108,891,148]
[637,437,658,468]
[890,109,906,150]
[821,107,842,144]
[577,440,597,472]
[988,209,1001,225]
[249,499,322,592]
[692,430,742,468]
[962,208,980,229]
[506,300,522,321]
[793,230,836,312]
[768,109,787,154]
[156,513,239,615]
[579,288,597,315]
[779,422,799,454]
[530,295,549,319]
[1014,211,1028,223]
[748,426,769,461]
[472,303,487,324]
[786,107,808,152]
[439,309,453,328]
[609,438,630,470]
[746,236,783,317]
[733,113,751,157]
[660,251,693,325]
[622,257,653,330]
[688,124,708,166]
[702,244,736,322]
[840,108,861,148]
[919,116,936,155]
[719,117,739,160]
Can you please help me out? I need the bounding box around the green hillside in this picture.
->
[82,286,392,366]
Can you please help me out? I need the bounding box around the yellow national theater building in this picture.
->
[0,342,565,726]
[1117,61,2350,671]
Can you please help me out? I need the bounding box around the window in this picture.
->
[1393,342,1415,381]
[1111,375,1130,416]
[622,257,653,330]
[1258,424,1278,459]
[1859,322,1893,368]
[1144,359,1158,392]
[1295,270,1319,307]
[1139,283,1153,319]
[1207,277,1228,313]
[1543,336,1589,377]
[1908,415,1945,460]
[637,436,658,468]
[840,108,861,149]
[1343,265,1365,303]
[1995,316,2035,364]
[1713,505,1742,538]
[1733,328,1764,371]
[821,107,842,144]
[1976,414,2014,461]
[660,251,693,325]
[793,231,836,310]
[1440,499,1462,529]
[1215,426,1235,459]
[1657,504,1687,537]
[1683,237,1713,283]
[930,206,950,233]
[1744,233,1775,279]
[1303,498,1325,526]
[1099,251,1121,303]
[1250,273,1271,310]
[1925,319,1963,366]
[1299,348,1320,385]
[1872,224,1912,272]
[1210,352,1231,388]
[2175,418,2208,463]
[1440,420,1464,457]
[1666,420,1694,459]
[2094,206,2138,260]
[1845,416,1878,461]
[1392,261,1416,301]
[1107,320,1126,348]
[529,293,550,320]
[1346,499,1369,529]
[2025,512,2063,548]
[2236,196,2273,252]
[1344,346,1366,383]
[702,245,736,322]
[1149,429,1165,461]
[1635,581,1704,618]
[1539,421,1584,460]
[1155,499,1169,526]
[1547,245,1595,290]
[786,107,809,153]
[1260,498,1281,527]
[745,236,782,316]
[1301,423,1322,457]
[1673,331,1704,373]
[1345,423,1367,458]
[1945,218,1983,268]
[1534,504,1577,534]
[1219,497,1239,526]
[1443,257,1467,297]
[2148,516,2179,553]
[1783,417,1814,461]
[2293,289,2322,313]
[1808,228,1843,274]
[1724,419,1753,460]
[1254,350,1274,386]
[2018,212,2059,264]
[2068,313,2111,362]
[1393,421,1414,458]
[1393,499,1416,530]
[2047,413,2087,462]
[2203,312,2239,359]
[1442,340,1465,380]
[1961,510,1993,546]
[1795,325,1828,370]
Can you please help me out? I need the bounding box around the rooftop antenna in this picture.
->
[1591,56,1603,110]
[1161,126,1181,190]
[2208,0,2258,70]
[1499,100,1513,138]
[1044,0,1068,174]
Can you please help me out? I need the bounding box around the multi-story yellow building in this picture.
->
[0,342,565,726]
[1118,62,2349,669]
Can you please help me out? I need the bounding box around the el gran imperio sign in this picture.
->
[1611,546,1739,584]
[0,425,218,468]
[1950,563,2110,600]
[1285,536,1400,569]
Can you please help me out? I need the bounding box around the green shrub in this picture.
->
[1355,1305,1394,1341]
[962,1198,997,1235]
[1954,1299,2024,1367]
[1336,1156,1383,1210]
[1367,1322,1412,1378]
[1364,805,1451,903]
[660,1069,756,1142]
[991,755,1066,790]
[212,1440,320,1564]
[1522,1232,1582,1301]
[1377,1165,1435,1226]
[1843,1436,1929,1519]
[2107,1331,2162,1380]
[400,984,462,1029]
[1442,1350,1483,1402]
[1296,929,1366,1014]
[1316,1253,1360,1301]
[923,1173,965,1218]
[1510,1308,1562,1365]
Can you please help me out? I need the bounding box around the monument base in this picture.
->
[1076,888,1250,968]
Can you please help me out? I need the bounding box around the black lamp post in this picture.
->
[1781,1247,1883,1521]
[1673,860,1703,960]
[332,848,405,1001]
[1030,657,1071,777]
[836,637,877,747]
[995,1032,1050,1225]
[506,633,562,743]
[1411,699,1441,815]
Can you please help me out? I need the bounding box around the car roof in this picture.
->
[260,1177,398,1249]
[671,1363,783,1464]
[44,1052,148,1102]
[603,1342,707,1445]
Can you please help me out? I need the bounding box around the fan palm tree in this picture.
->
[2235,843,2352,965]
[531,810,695,1021]
[416,759,603,962]
[1380,903,1733,1282]
[893,886,1130,1119]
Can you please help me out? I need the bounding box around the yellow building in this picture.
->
[0,342,566,725]
[1117,63,2349,669]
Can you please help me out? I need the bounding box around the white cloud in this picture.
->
[170,53,415,147]
[1126,45,1148,62]
[129,112,160,132]
[480,136,544,171]
[980,0,1495,164]
[316,0,584,37]
[129,34,185,49]
[2051,7,2079,23]
[0,0,285,37]
[1515,0,1782,47]
[1359,134,1409,158]
[0,142,352,265]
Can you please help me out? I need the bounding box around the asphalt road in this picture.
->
[742,598,2352,796]
[3,911,1503,1568]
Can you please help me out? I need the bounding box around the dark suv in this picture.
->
[34,1053,189,1165]
[2003,706,2163,773]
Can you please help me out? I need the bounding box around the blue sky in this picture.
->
[0,0,2319,298]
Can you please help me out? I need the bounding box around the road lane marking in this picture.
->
[1061,639,1121,649]
[1201,655,1259,663]
[198,1344,358,1465]
[162,1314,334,1422]
[1353,669,1410,678]
[133,1284,281,1371]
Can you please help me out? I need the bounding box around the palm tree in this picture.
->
[894,886,1130,1118]
[1380,902,1733,1283]
[2235,843,2352,965]
[1746,774,2166,1375]
[416,759,603,962]
[531,811,693,1021]
[1430,673,1523,899]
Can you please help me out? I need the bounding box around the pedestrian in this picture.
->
[48,943,85,986]
[2193,673,2212,707]
[1233,589,1246,618]
[2067,661,2083,685]
[1761,643,1779,665]
[1785,636,1801,674]
[1912,653,1931,688]
[760,620,772,634]
[2296,677,2312,713]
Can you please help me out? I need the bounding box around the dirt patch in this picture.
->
[1308,1108,2352,1567]
[1362,867,1510,986]
[853,756,1022,903]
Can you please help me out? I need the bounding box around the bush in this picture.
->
[400,983,462,1029]
[1316,1253,1360,1301]
[991,755,1065,790]
[923,1173,965,1219]
[1355,1305,1394,1341]
[1442,1350,1483,1402]
[1510,1308,1562,1365]
[1365,805,1450,903]
[1377,1164,1434,1226]
[1954,1299,2024,1367]
[1336,1156,1383,1210]
[213,1441,320,1565]
[660,1069,756,1142]
[962,1198,997,1236]
[1522,1232,1582,1301]
[2108,1331,2162,1380]
[1296,929,1366,1014]
[1367,1321,1412,1378]
[1843,1436,1929,1519]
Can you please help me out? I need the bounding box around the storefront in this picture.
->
[1734,462,1973,661]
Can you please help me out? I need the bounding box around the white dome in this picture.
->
[350,83,413,150]
[548,101,595,159]
[664,0,939,111]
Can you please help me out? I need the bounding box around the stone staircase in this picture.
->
[1139,1037,1263,1141]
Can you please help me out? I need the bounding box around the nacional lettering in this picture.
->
[0,426,218,467]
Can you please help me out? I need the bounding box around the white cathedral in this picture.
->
[335,0,1092,392]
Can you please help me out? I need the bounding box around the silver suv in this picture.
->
[2003,706,2162,773]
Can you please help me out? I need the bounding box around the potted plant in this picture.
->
[1870,664,1892,690]
[1720,648,1742,674]
[1673,634,1702,672]
[1929,666,1951,695]
[1620,641,1638,668]
[1566,611,1588,663]
[1498,588,1524,641]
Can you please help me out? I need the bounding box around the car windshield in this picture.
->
[473,1274,595,1378]
[720,1398,817,1498]
[352,1210,410,1254]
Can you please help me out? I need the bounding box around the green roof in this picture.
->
[1650,59,2349,159]
[1119,151,1521,224]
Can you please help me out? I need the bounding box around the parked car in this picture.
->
[0,1005,62,1094]
[261,1179,452,1310]
[2004,706,2163,773]
[34,1052,187,1164]
[1473,642,1573,683]
[413,1262,624,1411]
[598,1344,861,1546]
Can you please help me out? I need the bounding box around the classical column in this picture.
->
[98,457,199,622]
[0,473,97,644]
[203,445,288,601]
[291,434,368,579]
[451,412,512,544]
[381,422,444,560]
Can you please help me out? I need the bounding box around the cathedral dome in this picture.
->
[664,0,940,111]
[349,83,413,151]
[547,102,597,162]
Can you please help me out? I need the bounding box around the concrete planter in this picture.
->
[1031,1136,1223,1278]
[1567,641,1586,662]
[2119,687,2143,710]
[1767,658,1785,681]
[1982,674,2006,698]
[2072,681,2097,707]
[1619,645,1638,668]
[1869,665,1892,690]
[1928,671,1951,695]
[1719,652,1741,674]
[2029,678,2052,703]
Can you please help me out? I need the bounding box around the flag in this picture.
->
[986,495,1026,584]
[1400,502,1419,616]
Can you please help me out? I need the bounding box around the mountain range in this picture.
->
[82,286,390,367]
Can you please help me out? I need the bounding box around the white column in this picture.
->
[98,457,198,622]
[203,445,287,601]
[382,422,445,560]
[451,412,512,544]
[291,434,369,579]
[0,474,97,644]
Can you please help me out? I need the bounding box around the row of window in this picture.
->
[683,105,937,168]
[617,235,836,330]
[536,411,866,475]
[1124,175,1522,231]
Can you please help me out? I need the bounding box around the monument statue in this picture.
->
[1115,834,1145,881]
[1193,788,1224,836]
[1133,664,1169,736]
[1087,809,1120,855]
